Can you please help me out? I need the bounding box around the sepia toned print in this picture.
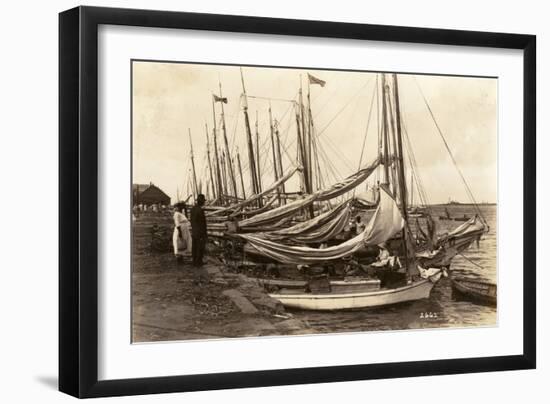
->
[131,61,497,343]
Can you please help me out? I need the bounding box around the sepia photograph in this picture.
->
[131,60,497,343]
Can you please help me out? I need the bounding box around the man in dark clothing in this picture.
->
[190,194,207,267]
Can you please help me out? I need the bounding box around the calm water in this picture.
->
[291,205,497,333]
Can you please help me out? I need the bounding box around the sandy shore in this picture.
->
[132,212,313,343]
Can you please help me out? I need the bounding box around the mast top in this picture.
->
[240,67,247,96]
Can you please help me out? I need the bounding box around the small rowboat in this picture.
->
[268,278,435,311]
[451,277,497,306]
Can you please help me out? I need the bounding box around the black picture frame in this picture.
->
[59,5,536,398]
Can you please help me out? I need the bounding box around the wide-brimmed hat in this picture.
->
[174,202,186,210]
[196,194,206,203]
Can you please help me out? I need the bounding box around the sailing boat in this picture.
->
[258,74,449,310]
[191,70,488,310]
[264,186,442,310]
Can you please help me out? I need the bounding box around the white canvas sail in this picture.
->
[238,157,380,229]
[255,200,352,244]
[240,187,403,264]
[206,166,299,216]
[362,185,404,246]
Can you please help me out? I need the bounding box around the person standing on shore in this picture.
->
[172,203,192,262]
[190,194,207,267]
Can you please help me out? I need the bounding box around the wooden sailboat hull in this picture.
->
[451,277,497,306]
[269,279,435,310]
[438,216,470,222]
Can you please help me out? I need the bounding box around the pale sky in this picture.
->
[132,61,497,205]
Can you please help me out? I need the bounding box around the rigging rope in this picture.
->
[459,251,484,270]
[317,78,372,136]
[352,82,377,198]
[412,76,487,225]
[312,78,375,173]
[402,122,432,209]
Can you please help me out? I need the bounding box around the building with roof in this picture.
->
[133,183,171,207]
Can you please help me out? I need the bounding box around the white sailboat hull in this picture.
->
[269,279,435,310]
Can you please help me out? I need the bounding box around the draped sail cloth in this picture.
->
[354,187,379,207]
[445,215,486,239]
[361,186,405,246]
[240,187,403,264]
[315,157,379,201]
[260,200,352,244]
[240,194,317,228]
[238,157,380,229]
[206,167,299,217]
[416,215,486,263]
[231,194,278,218]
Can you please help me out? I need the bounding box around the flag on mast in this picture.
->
[308,73,326,87]
[213,94,228,103]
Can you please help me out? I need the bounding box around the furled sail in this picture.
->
[240,187,403,264]
[238,157,379,229]
[444,215,487,239]
[315,157,380,201]
[415,215,487,266]
[206,166,299,217]
[288,207,351,244]
[239,194,317,228]
[259,200,352,244]
[231,194,279,218]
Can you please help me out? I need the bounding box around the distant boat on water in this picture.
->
[439,206,471,222]
[446,198,463,205]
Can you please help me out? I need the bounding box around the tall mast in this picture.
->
[212,100,224,203]
[299,83,311,193]
[205,122,216,201]
[186,170,192,199]
[381,74,391,184]
[255,111,262,193]
[306,79,314,192]
[295,104,307,192]
[205,180,210,201]
[188,128,198,197]
[236,148,246,199]
[268,105,281,204]
[410,172,414,207]
[231,156,238,200]
[223,154,229,198]
[299,80,308,178]
[274,121,286,203]
[385,84,400,198]
[218,82,238,198]
[295,101,314,217]
[392,73,413,275]
[268,106,279,180]
[240,68,261,205]
[221,151,228,197]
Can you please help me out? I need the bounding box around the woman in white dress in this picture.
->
[173,203,192,260]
